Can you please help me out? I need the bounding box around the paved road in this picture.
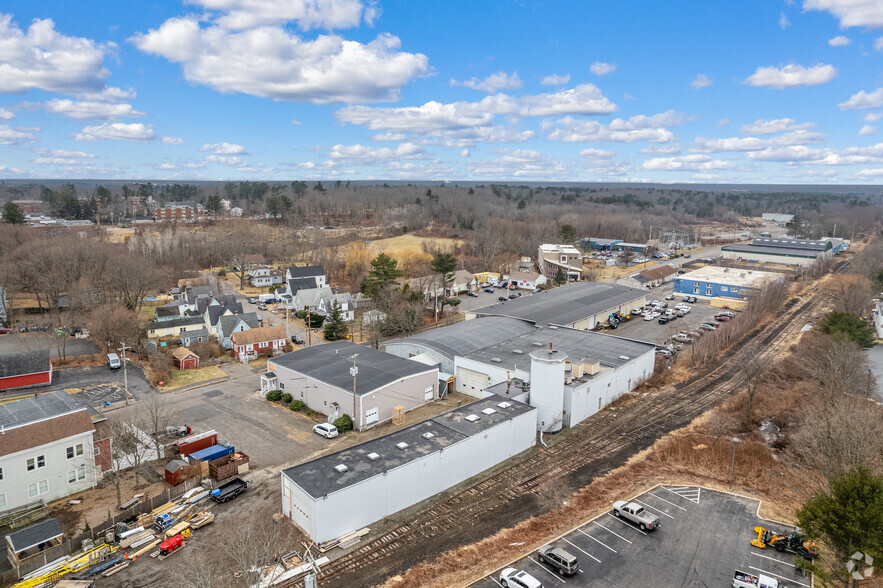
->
[865,346,883,403]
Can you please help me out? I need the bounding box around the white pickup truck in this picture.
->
[733,570,779,588]
[612,500,660,531]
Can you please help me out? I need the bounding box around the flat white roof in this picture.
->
[676,265,783,288]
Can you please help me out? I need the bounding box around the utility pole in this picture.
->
[349,354,359,432]
[285,304,289,342]
[119,341,130,405]
[306,306,312,346]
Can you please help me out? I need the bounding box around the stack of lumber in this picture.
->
[120,529,155,550]
[189,511,214,529]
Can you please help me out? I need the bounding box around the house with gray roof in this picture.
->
[0,349,53,391]
[218,312,262,349]
[316,293,355,321]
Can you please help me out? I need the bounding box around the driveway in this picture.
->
[0,331,100,358]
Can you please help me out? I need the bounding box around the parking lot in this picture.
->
[471,486,812,588]
[611,283,728,345]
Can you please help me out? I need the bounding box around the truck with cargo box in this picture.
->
[188,442,234,463]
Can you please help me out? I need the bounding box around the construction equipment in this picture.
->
[751,526,819,560]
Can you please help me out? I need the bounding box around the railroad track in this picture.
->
[288,261,844,588]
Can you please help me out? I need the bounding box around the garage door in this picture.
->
[456,367,490,397]
[365,407,379,425]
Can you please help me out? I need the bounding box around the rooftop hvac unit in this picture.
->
[334,464,348,473]
[513,350,524,355]
[481,408,496,415]
[465,414,480,422]
[422,432,435,439]
[395,442,409,450]
[497,402,512,409]
[490,358,502,363]
[618,355,630,361]
[367,453,380,461]
[583,359,601,375]
[532,342,543,347]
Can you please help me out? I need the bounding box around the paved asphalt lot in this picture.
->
[471,486,812,588]
[0,331,100,358]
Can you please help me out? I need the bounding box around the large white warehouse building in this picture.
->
[280,395,536,543]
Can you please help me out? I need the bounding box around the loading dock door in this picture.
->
[456,367,490,396]
[365,407,379,425]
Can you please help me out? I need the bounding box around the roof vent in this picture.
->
[497,401,512,409]
[618,355,630,360]
[465,414,480,422]
[481,408,497,415]
[422,432,435,439]
[532,342,543,347]
[490,358,502,363]
[513,350,524,355]
[367,452,380,461]
[395,442,409,450]
[334,464,348,473]
[549,325,559,330]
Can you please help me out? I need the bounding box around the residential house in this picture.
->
[154,305,184,322]
[217,312,262,349]
[405,276,444,302]
[447,270,478,296]
[231,325,287,362]
[172,347,199,370]
[0,350,53,392]
[628,264,678,289]
[0,392,97,511]
[362,309,386,326]
[293,286,333,312]
[504,271,548,290]
[181,329,211,347]
[155,202,203,222]
[286,265,326,289]
[537,244,583,282]
[249,267,285,288]
[147,315,206,339]
[316,293,355,321]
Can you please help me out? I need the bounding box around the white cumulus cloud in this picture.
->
[828,35,851,46]
[161,136,184,145]
[690,73,713,90]
[33,148,95,166]
[201,142,249,154]
[189,0,378,30]
[694,130,826,152]
[590,62,617,76]
[744,64,837,89]
[467,148,569,178]
[864,112,883,122]
[451,71,522,93]
[740,118,815,135]
[540,73,570,86]
[542,110,686,143]
[839,88,883,110]
[0,124,38,145]
[73,122,156,142]
[779,11,791,28]
[0,14,110,94]
[579,148,615,159]
[860,125,877,136]
[43,99,144,120]
[130,17,428,104]
[0,108,14,120]
[642,154,734,171]
[803,0,883,29]
[875,37,883,51]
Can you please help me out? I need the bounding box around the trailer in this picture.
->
[211,478,249,503]
[188,442,234,463]
[209,452,249,481]
[733,569,778,588]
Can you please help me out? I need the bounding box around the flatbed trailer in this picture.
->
[211,477,249,503]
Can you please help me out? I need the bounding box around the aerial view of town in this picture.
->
[0,1,881,587]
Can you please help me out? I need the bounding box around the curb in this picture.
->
[163,376,230,395]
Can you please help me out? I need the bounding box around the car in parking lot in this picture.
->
[717,311,735,317]
[643,312,657,321]
[664,294,674,300]
[715,315,731,322]
[612,500,660,531]
[683,295,697,303]
[313,423,339,438]
[290,334,305,344]
[536,545,579,576]
[498,296,509,302]
[248,297,257,304]
[484,288,495,293]
[673,333,693,343]
[508,294,518,299]
[700,323,717,331]
[500,568,543,588]
[466,291,479,297]
[658,316,671,324]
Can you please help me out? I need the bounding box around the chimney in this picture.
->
[548,342,553,355]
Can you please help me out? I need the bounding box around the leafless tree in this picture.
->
[218,516,293,588]
[141,392,174,460]
[541,475,573,530]
[795,331,868,400]
[820,273,873,314]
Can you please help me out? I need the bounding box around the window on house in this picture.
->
[693,288,699,294]
[721,286,728,292]
[77,467,86,481]
[66,444,84,459]
[27,455,46,471]
[706,289,712,296]
[694,282,699,286]
[279,383,284,389]
[68,471,77,484]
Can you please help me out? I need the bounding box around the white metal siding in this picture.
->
[455,366,491,397]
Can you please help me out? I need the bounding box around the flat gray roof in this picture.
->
[282,395,535,499]
[469,282,646,327]
[722,244,822,258]
[0,391,86,431]
[752,237,831,251]
[387,317,536,363]
[272,341,436,396]
[463,326,655,373]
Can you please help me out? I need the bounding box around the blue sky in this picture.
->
[2,0,883,183]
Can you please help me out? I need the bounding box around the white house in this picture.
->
[293,286,333,312]
[0,392,97,511]
[447,270,478,296]
[316,293,355,321]
[504,271,548,290]
[249,268,285,288]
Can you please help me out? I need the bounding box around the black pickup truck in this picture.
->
[211,478,250,503]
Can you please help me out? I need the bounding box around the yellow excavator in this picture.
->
[751,526,819,560]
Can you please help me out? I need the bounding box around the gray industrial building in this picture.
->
[265,341,438,431]
[721,237,835,267]
[464,282,647,330]
[280,395,536,543]
[455,326,655,429]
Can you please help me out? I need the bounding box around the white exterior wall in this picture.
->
[0,431,96,510]
[562,349,655,427]
[454,357,529,397]
[282,408,537,543]
[385,342,453,374]
[529,353,566,432]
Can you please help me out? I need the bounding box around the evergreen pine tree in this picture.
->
[322,300,348,341]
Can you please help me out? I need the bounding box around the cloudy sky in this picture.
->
[2,0,883,183]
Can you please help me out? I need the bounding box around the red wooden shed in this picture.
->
[172,347,199,370]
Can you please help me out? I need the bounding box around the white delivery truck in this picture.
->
[733,570,779,588]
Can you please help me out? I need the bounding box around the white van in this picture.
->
[107,353,121,370]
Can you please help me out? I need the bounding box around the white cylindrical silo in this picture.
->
[529,346,567,433]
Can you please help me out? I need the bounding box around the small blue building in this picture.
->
[584,237,622,251]
[673,266,783,301]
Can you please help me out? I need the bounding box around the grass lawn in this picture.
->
[368,234,462,255]
[159,365,227,392]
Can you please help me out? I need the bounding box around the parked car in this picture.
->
[291,334,305,345]
[537,545,579,576]
[658,316,670,324]
[715,315,731,322]
[498,296,509,302]
[508,294,518,299]
[644,313,656,321]
[0,326,10,335]
[313,423,339,438]
[248,297,258,304]
[612,500,660,531]
[500,568,543,588]
[683,254,691,258]
[717,311,735,318]
[466,291,479,297]
[532,288,542,293]
[655,349,672,358]
[673,334,693,344]
[664,294,675,300]
[257,302,267,311]
[677,269,687,274]
[484,288,495,293]
[700,323,717,331]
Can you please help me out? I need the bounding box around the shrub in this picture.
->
[217,268,226,277]
[333,414,354,433]
[265,389,282,402]
[280,392,293,404]
[289,400,306,411]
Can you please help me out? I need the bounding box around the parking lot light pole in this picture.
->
[118,341,130,405]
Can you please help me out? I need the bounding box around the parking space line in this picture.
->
[590,521,633,544]
[604,513,648,535]
[562,538,601,563]
[648,492,689,511]
[750,551,809,571]
[748,566,811,588]
[664,485,701,504]
[577,529,617,552]
[489,576,504,587]
[527,556,567,583]
[633,499,675,519]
